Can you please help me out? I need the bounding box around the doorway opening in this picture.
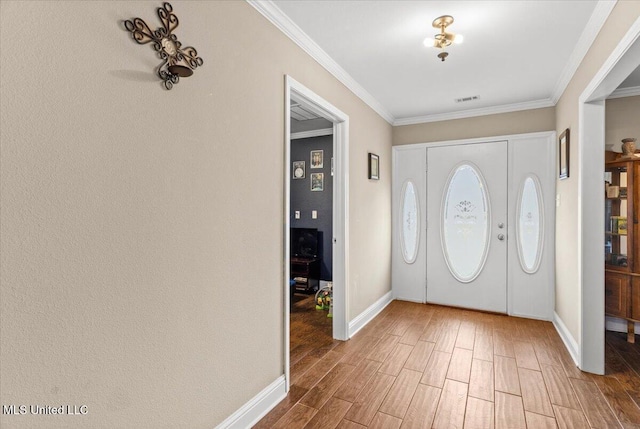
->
[284,76,350,391]
[580,17,640,374]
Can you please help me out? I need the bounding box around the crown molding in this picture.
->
[290,128,333,140]
[393,98,555,126]
[607,85,640,99]
[551,0,617,103]
[249,0,619,128]
[247,0,395,124]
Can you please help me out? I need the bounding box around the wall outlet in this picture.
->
[294,211,300,219]
[312,210,318,219]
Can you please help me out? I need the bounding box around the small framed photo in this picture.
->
[310,150,324,169]
[368,153,379,180]
[292,161,305,179]
[311,173,324,191]
[559,128,570,180]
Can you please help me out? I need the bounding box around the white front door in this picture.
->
[392,133,555,319]
[426,141,508,313]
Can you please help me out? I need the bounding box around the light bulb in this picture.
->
[454,34,464,44]
[423,37,435,47]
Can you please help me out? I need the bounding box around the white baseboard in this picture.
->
[606,316,640,333]
[393,295,424,304]
[348,291,393,337]
[509,311,553,322]
[553,312,580,366]
[215,375,286,429]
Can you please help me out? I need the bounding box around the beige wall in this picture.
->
[555,2,640,343]
[606,96,640,151]
[393,107,555,146]
[0,1,392,427]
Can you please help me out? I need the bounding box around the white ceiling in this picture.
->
[260,0,633,125]
[290,100,332,133]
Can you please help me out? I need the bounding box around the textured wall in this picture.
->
[393,107,556,146]
[0,1,392,427]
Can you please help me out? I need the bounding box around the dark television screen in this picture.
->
[291,228,318,258]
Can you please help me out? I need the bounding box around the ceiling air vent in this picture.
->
[455,95,480,103]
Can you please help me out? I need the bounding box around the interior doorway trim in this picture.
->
[284,75,350,391]
[579,16,640,374]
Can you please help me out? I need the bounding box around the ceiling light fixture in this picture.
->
[423,15,463,62]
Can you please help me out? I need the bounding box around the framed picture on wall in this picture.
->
[310,150,324,169]
[559,128,570,180]
[292,161,305,179]
[368,153,380,180]
[311,173,324,191]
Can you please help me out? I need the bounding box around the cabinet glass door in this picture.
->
[605,165,629,270]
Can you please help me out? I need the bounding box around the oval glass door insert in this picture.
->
[401,180,420,263]
[442,164,490,282]
[517,175,544,273]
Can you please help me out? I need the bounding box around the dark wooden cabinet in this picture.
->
[632,277,640,321]
[605,157,640,342]
[291,257,321,293]
[605,271,629,318]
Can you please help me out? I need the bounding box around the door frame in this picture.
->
[392,131,556,316]
[579,17,640,374]
[284,76,350,391]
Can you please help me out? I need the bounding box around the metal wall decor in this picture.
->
[124,2,203,90]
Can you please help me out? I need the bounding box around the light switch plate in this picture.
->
[312,210,317,219]
[294,211,300,219]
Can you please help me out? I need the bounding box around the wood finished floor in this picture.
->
[255,299,640,428]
